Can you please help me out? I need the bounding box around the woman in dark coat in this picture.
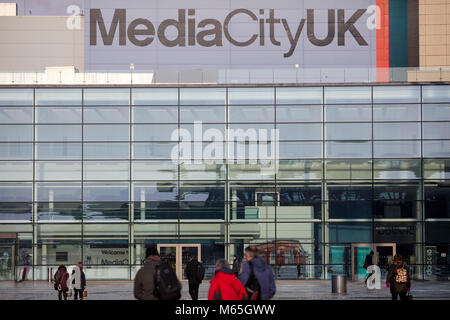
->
[386,254,411,301]
[54,265,70,300]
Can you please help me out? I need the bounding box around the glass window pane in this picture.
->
[84,143,129,159]
[374,141,421,158]
[38,202,82,221]
[180,88,226,105]
[373,86,420,103]
[0,125,33,141]
[424,159,450,179]
[83,204,129,221]
[373,104,420,121]
[36,106,82,123]
[278,123,322,140]
[425,185,450,218]
[83,161,129,180]
[228,88,274,105]
[133,161,178,180]
[325,87,371,104]
[326,123,371,140]
[180,163,225,180]
[374,123,421,140]
[180,106,224,123]
[132,142,177,159]
[132,88,178,105]
[229,161,277,179]
[84,106,129,123]
[35,89,82,105]
[279,142,322,159]
[0,183,32,202]
[422,85,450,103]
[329,223,372,243]
[423,103,450,121]
[84,88,130,105]
[83,182,129,201]
[229,105,274,122]
[36,143,81,160]
[374,160,421,179]
[326,141,372,158]
[326,160,372,180]
[423,122,450,139]
[84,124,129,141]
[180,124,225,141]
[276,87,323,104]
[325,105,371,122]
[0,143,32,160]
[0,107,32,123]
[278,160,322,180]
[133,182,178,202]
[423,140,450,157]
[36,125,81,142]
[0,162,32,180]
[0,89,33,106]
[36,182,81,201]
[276,105,322,122]
[133,106,178,123]
[35,161,81,181]
[0,203,32,221]
[132,124,178,141]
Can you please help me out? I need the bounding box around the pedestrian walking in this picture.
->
[386,254,411,301]
[54,265,69,300]
[238,246,276,300]
[184,255,205,300]
[364,250,375,285]
[134,246,181,300]
[208,259,248,300]
[71,261,86,300]
[231,255,241,276]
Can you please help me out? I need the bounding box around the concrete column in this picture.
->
[140,189,146,220]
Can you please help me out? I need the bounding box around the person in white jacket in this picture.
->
[69,261,86,300]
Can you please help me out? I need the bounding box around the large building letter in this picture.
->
[307,9,335,47]
[224,9,258,47]
[90,8,126,45]
[338,9,368,46]
[127,18,155,46]
[197,19,223,47]
[158,9,186,47]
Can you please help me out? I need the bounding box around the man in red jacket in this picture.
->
[208,259,248,300]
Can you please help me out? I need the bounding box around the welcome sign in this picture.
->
[84,0,386,73]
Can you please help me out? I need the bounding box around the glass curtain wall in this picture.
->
[0,84,449,280]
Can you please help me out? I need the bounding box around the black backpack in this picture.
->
[245,262,261,300]
[153,263,181,300]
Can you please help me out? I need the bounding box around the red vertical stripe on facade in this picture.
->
[377,0,390,82]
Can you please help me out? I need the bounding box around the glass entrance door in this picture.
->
[0,245,14,280]
[157,244,201,280]
[351,243,396,281]
[375,244,396,279]
[351,244,372,280]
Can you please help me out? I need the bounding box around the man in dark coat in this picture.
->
[238,246,276,300]
[134,246,161,300]
[184,255,203,300]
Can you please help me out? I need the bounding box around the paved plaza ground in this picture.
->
[0,280,449,300]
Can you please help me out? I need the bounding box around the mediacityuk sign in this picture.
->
[84,0,383,72]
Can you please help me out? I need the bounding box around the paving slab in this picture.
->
[0,280,449,300]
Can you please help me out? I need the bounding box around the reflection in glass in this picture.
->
[373,104,420,122]
[180,88,226,105]
[326,123,371,140]
[325,87,371,104]
[133,106,178,123]
[84,143,129,159]
[326,141,371,158]
[276,87,323,104]
[0,125,33,141]
[374,160,421,179]
[132,88,178,105]
[84,106,129,123]
[374,123,421,140]
[229,105,274,123]
[84,88,130,105]
[35,88,82,105]
[0,143,32,160]
[422,85,450,103]
[83,161,129,180]
[373,86,420,103]
[278,123,322,140]
[422,104,450,121]
[132,161,178,180]
[0,107,33,123]
[325,105,371,122]
[36,125,81,142]
[36,107,82,123]
[228,88,274,105]
[0,162,33,181]
[374,141,421,158]
[84,124,129,141]
[35,161,82,181]
[423,122,450,140]
[35,143,81,160]
[276,105,322,122]
[0,89,33,106]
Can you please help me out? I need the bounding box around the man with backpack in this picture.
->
[238,246,276,300]
[134,245,182,300]
[184,255,204,300]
